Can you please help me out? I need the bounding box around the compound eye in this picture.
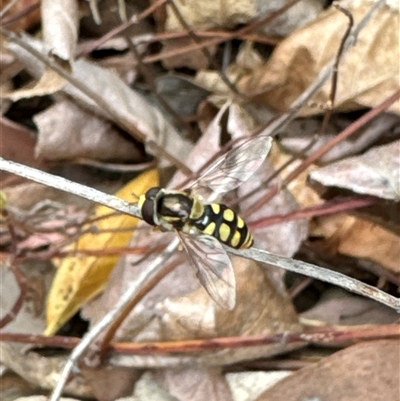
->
[145,187,161,200]
[141,199,156,225]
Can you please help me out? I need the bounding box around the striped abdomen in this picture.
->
[193,203,253,249]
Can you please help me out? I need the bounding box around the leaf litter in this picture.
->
[0,0,399,400]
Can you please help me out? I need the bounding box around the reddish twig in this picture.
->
[1,324,399,354]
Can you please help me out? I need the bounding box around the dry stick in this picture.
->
[318,5,353,137]
[147,29,279,46]
[231,247,399,312]
[0,28,193,177]
[0,262,28,329]
[1,324,399,354]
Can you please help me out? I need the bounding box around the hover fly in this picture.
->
[139,136,273,309]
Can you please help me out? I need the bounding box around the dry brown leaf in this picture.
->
[311,213,400,274]
[310,140,400,200]
[240,2,400,114]
[41,0,79,61]
[45,169,159,335]
[0,372,38,401]
[254,340,400,401]
[34,99,144,162]
[81,365,140,401]
[161,37,216,70]
[0,117,47,179]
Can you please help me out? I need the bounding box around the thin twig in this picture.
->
[2,324,399,354]
[318,5,354,136]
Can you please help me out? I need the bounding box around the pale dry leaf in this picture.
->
[257,0,324,36]
[254,340,400,401]
[41,0,79,61]
[240,2,400,114]
[0,262,51,335]
[309,140,400,200]
[0,343,92,397]
[34,99,144,162]
[280,113,400,163]
[3,67,67,101]
[301,288,400,325]
[127,371,178,401]
[156,367,234,401]
[165,0,322,34]
[6,35,192,166]
[165,0,255,31]
[226,371,292,401]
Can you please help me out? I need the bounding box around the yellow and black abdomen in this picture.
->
[193,203,253,249]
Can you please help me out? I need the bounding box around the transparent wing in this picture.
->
[190,136,273,195]
[177,232,236,310]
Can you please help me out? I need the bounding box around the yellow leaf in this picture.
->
[45,169,159,335]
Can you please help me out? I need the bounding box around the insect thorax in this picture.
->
[158,191,205,231]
